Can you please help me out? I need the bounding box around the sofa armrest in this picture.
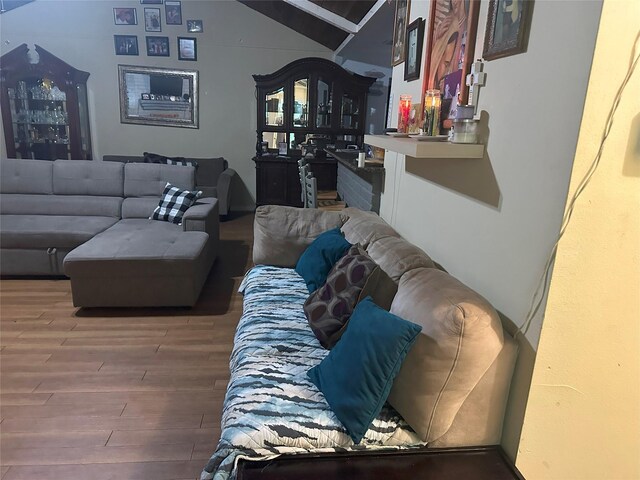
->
[215,168,236,216]
[183,197,219,237]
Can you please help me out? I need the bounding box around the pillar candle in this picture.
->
[397,94,412,133]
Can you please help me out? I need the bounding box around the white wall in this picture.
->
[0,0,332,210]
[381,0,602,456]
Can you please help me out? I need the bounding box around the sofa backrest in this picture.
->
[53,160,124,197]
[0,194,122,217]
[195,157,227,187]
[123,162,195,198]
[1,158,53,194]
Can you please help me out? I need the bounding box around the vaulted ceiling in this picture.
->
[238,0,382,51]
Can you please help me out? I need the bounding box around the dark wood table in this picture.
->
[237,445,525,480]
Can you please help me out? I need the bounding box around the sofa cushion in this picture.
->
[124,163,195,198]
[150,182,202,225]
[194,157,226,188]
[53,160,124,197]
[387,268,505,443]
[341,207,400,247]
[1,158,53,194]
[366,235,435,282]
[253,205,348,268]
[0,215,119,249]
[0,194,122,217]
[304,244,395,349]
[63,219,207,278]
[307,297,422,444]
[121,197,161,219]
[295,227,351,293]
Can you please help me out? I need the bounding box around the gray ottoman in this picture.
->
[64,219,210,307]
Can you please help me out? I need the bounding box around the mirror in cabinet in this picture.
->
[293,78,308,128]
[0,44,92,160]
[265,87,284,127]
[316,77,333,129]
[341,92,360,130]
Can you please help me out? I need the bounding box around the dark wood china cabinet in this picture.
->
[1,44,92,160]
[253,57,375,207]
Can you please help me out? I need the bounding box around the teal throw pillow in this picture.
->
[295,227,351,293]
[307,297,422,444]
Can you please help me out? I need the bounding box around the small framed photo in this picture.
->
[404,17,425,82]
[187,20,203,33]
[165,0,182,25]
[114,8,137,25]
[140,0,163,3]
[146,36,170,57]
[144,8,161,32]
[114,35,139,55]
[177,37,197,61]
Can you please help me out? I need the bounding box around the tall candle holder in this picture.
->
[397,94,412,133]
[423,89,441,136]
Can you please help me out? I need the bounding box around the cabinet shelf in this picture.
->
[364,135,484,159]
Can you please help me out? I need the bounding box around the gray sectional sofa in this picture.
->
[0,158,219,307]
[103,155,235,217]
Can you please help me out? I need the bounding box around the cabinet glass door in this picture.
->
[293,78,308,128]
[9,78,71,160]
[340,93,360,130]
[316,77,332,128]
[265,87,285,127]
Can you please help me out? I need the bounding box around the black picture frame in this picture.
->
[187,19,204,33]
[144,7,161,32]
[146,36,170,57]
[404,17,425,82]
[165,0,182,25]
[177,37,197,61]
[391,0,410,66]
[483,0,533,60]
[114,35,139,56]
[113,7,137,25]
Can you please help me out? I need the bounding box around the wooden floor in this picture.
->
[0,212,256,480]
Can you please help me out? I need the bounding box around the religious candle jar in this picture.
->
[397,94,412,133]
[423,89,441,136]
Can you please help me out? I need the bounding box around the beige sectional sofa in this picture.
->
[252,205,518,448]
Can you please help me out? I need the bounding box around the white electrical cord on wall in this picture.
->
[517,31,640,338]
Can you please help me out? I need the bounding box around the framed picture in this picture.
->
[404,17,425,81]
[146,36,169,56]
[144,7,161,32]
[178,37,197,61]
[187,19,204,33]
[423,0,480,107]
[165,0,182,25]
[483,0,533,60]
[140,0,163,3]
[114,8,137,25]
[114,35,139,55]
[391,0,410,66]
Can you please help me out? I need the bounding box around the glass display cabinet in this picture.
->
[1,44,92,160]
[253,57,375,207]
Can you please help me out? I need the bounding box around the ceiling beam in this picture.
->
[282,0,360,33]
[334,0,387,57]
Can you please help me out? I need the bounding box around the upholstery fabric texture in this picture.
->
[150,182,202,225]
[124,162,195,197]
[52,160,124,197]
[0,194,122,218]
[307,297,422,444]
[1,158,53,194]
[341,207,401,247]
[252,205,348,267]
[366,234,436,282]
[304,244,394,349]
[387,267,505,443]
[295,227,351,293]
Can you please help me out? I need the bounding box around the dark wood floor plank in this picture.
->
[0,213,255,476]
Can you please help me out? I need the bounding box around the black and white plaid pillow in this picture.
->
[150,182,202,225]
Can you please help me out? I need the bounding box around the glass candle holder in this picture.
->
[423,89,441,136]
[397,94,412,133]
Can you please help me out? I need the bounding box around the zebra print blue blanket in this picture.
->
[201,265,423,480]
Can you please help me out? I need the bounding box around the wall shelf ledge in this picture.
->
[365,134,484,159]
